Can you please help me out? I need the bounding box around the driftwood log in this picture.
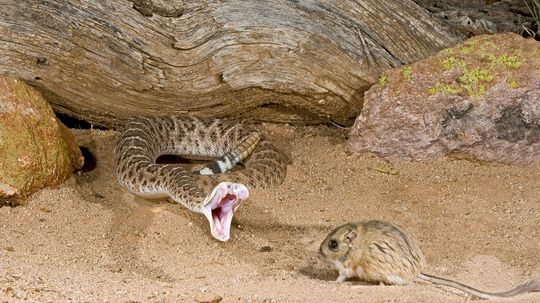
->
[0,1,463,128]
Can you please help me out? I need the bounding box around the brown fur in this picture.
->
[319,220,540,299]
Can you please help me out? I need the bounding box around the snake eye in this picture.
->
[328,239,338,249]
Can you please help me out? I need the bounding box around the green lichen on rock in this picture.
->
[441,56,465,70]
[506,78,519,89]
[350,33,540,165]
[428,34,535,98]
[0,77,83,205]
[377,74,388,87]
[428,82,461,94]
[432,57,494,97]
[457,68,494,97]
[487,54,523,69]
[401,66,413,82]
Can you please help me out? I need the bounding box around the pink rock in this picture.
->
[349,33,540,165]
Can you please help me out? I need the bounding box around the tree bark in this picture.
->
[0,0,464,128]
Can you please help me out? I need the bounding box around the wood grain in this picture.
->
[0,0,463,128]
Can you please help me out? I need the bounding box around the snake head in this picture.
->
[202,182,249,241]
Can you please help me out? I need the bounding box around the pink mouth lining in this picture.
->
[203,182,249,241]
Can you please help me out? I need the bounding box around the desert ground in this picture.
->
[1,124,539,302]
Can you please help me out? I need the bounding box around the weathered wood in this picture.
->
[0,0,464,128]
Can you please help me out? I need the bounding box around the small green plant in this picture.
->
[428,82,461,95]
[523,0,540,39]
[441,56,465,70]
[488,54,523,69]
[436,55,496,97]
[459,68,493,83]
[402,66,413,82]
[377,74,388,87]
[458,68,493,97]
[507,78,519,89]
[441,48,453,56]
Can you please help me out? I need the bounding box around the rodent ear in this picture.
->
[343,230,357,244]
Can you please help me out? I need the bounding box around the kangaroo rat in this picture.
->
[319,220,540,300]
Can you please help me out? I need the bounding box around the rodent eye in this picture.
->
[328,239,338,249]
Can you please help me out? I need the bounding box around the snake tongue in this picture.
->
[203,182,249,241]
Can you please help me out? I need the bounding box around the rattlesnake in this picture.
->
[114,116,287,241]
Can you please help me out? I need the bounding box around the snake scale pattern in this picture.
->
[114,116,287,241]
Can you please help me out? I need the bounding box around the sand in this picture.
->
[1,124,539,302]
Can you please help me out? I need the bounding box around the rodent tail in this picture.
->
[418,273,540,300]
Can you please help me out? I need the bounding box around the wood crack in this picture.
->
[129,0,184,18]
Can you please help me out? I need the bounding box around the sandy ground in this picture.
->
[1,124,539,303]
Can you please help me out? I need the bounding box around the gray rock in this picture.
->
[413,0,536,37]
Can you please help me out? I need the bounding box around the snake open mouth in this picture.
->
[202,182,249,241]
